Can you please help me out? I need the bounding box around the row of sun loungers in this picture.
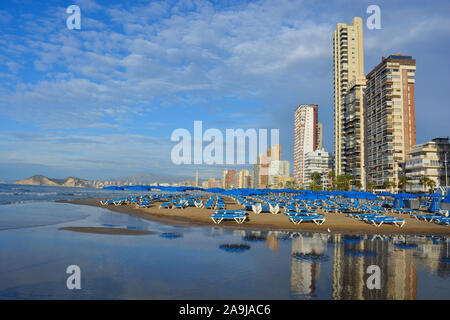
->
[98,191,449,229]
[346,212,405,227]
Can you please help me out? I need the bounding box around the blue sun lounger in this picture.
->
[211,210,246,224]
[434,217,450,226]
[287,214,325,225]
[159,202,172,209]
[367,216,405,227]
[136,201,152,208]
[172,201,187,209]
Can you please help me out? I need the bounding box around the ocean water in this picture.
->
[0,183,170,205]
[0,186,449,299]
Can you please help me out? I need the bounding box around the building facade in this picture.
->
[303,148,333,189]
[365,54,416,189]
[405,137,450,192]
[333,17,365,176]
[294,104,318,186]
[268,160,290,188]
[237,169,250,188]
[225,169,236,189]
[342,76,366,189]
[317,122,323,150]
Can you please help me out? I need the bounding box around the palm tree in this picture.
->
[310,172,322,190]
[427,179,436,193]
[419,176,430,193]
[382,181,394,193]
[328,170,336,190]
[366,182,375,192]
[354,181,362,191]
[398,176,409,193]
[407,181,413,193]
[286,180,299,190]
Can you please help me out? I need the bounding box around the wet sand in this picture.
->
[59,226,156,235]
[63,197,450,236]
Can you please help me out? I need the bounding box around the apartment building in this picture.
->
[405,137,450,192]
[364,54,416,189]
[294,104,318,186]
[333,17,365,175]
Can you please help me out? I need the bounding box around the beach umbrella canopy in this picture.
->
[443,194,450,203]
[427,193,444,198]
[393,198,405,209]
[393,193,418,199]
[428,197,442,213]
[378,192,394,197]
[102,186,125,190]
[343,191,377,200]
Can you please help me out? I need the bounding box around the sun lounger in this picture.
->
[287,214,325,225]
[252,204,262,214]
[136,201,152,208]
[210,210,246,224]
[367,216,405,228]
[159,202,172,209]
[269,203,280,214]
[172,202,187,209]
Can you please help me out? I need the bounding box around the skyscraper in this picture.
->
[317,122,323,150]
[221,169,228,189]
[342,76,367,189]
[237,169,250,188]
[333,17,364,176]
[294,104,318,186]
[225,169,236,189]
[365,54,416,189]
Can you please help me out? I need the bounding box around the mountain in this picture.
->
[14,175,61,186]
[13,175,97,188]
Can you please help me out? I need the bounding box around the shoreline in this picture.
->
[62,197,450,236]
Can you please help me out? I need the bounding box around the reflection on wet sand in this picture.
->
[331,234,450,300]
[59,226,155,235]
[290,233,329,299]
[219,243,251,253]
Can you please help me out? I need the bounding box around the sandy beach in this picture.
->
[64,197,450,236]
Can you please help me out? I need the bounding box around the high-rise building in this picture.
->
[225,169,236,189]
[268,160,290,188]
[365,54,416,189]
[342,76,367,189]
[208,178,216,189]
[221,169,228,189]
[317,122,323,150]
[237,169,250,188]
[254,144,281,189]
[303,148,333,189]
[195,171,199,187]
[294,104,318,185]
[251,164,259,189]
[333,17,364,176]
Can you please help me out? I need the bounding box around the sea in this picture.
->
[0,184,449,299]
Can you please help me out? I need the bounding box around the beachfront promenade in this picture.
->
[69,189,450,236]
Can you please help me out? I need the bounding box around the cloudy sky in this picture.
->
[1,0,449,181]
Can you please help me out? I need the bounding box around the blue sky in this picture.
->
[1,0,449,181]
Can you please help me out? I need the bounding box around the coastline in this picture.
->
[62,197,450,236]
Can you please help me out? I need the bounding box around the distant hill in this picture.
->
[13,175,96,188]
[12,173,195,188]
